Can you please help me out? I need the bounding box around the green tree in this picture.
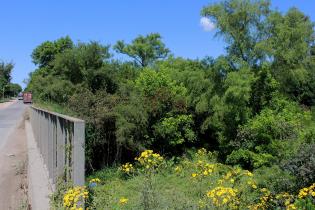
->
[53,42,111,89]
[209,68,254,150]
[249,64,279,114]
[0,61,14,98]
[114,33,170,67]
[0,61,13,85]
[7,83,22,97]
[201,0,271,68]
[31,36,73,68]
[266,8,315,105]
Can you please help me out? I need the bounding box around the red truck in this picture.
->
[23,92,33,104]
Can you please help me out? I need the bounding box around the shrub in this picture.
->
[226,149,275,170]
[153,114,196,147]
[282,143,315,190]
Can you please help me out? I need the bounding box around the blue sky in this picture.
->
[0,1,314,88]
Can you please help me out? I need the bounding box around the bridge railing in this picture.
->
[29,106,85,187]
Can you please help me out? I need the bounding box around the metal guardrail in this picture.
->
[29,106,85,187]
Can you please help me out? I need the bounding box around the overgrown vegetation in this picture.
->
[51,149,315,209]
[26,0,315,209]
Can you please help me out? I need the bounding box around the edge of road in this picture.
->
[0,99,17,110]
[25,118,52,210]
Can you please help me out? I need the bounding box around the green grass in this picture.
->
[84,151,259,209]
[33,100,78,118]
[50,149,314,209]
[89,169,202,209]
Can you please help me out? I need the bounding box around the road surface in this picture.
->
[0,100,29,209]
[0,100,27,149]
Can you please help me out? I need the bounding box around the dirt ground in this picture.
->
[0,118,29,209]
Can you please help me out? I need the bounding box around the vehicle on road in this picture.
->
[23,92,32,104]
[17,92,23,100]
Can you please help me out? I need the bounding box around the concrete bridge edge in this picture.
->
[25,120,52,210]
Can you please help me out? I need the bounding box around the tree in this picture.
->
[53,41,112,91]
[201,0,271,68]
[7,83,22,97]
[31,36,73,68]
[266,8,315,105]
[249,64,279,114]
[209,68,254,152]
[0,61,14,98]
[267,8,314,70]
[0,61,13,84]
[114,33,170,67]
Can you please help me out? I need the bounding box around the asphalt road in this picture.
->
[0,100,27,150]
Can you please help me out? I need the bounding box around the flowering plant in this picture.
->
[63,186,89,209]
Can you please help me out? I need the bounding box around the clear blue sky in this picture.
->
[0,0,314,89]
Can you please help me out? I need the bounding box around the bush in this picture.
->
[282,143,315,190]
[153,114,196,147]
[254,165,296,193]
[226,149,275,170]
[228,98,311,169]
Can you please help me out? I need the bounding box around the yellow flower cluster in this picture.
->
[191,160,217,179]
[89,178,101,184]
[298,183,315,199]
[121,162,134,173]
[275,192,294,207]
[119,197,128,205]
[286,204,297,210]
[244,170,253,177]
[135,150,164,169]
[217,168,245,186]
[206,186,239,209]
[191,173,198,178]
[249,188,271,210]
[63,186,88,209]
[247,180,257,189]
[249,183,315,210]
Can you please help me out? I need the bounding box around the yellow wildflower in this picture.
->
[206,187,238,208]
[192,173,198,178]
[119,197,129,205]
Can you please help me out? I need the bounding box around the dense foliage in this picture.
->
[0,61,22,98]
[27,0,315,208]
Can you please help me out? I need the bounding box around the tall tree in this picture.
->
[266,8,315,105]
[201,0,270,68]
[31,36,73,68]
[114,33,170,67]
[0,61,14,95]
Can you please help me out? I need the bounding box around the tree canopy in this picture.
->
[0,61,21,98]
[114,33,170,67]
